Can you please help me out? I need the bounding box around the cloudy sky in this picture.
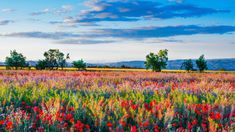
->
[0,0,235,62]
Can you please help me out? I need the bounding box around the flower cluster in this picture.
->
[0,71,234,131]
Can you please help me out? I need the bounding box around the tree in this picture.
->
[58,53,70,70]
[73,59,86,70]
[42,49,69,70]
[5,50,27,70]
[35,60,47,70]
[196,55,208,72]
[181,59,194,72]
[145,49,168,72]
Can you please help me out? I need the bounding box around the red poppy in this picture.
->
[66,113,73,120]
[131,104,138,110]
[188,122,192,129]
[201,123,207,127]
[131,126,137,132]
[192,119,198,126]
[215,112,222,120]
[107,122,112,127]
[119,121,126,127]
[85,124,90,129]
[6,121,13,130]
[172,123,177,127]
[0,120,4,125]
[33,106,39,113]
[143,121,149,127]
[74,121,84,129]
[39,127,44,132]
[154,125,159,132]
[63,122,68,128]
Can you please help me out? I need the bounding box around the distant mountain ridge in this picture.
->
[1,58,235,71]
[93,58,235,71]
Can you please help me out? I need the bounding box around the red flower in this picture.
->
[74,121,84,129]
[143,121,149,127]
[107,122,112,127]
[131,126,137,132]
[66,113,73,120]
[215,112,222,120]
[68,107,75,111]
[6,121,13,130]
[57,117,63,122]
[33,106,39,113]
[0,120,4,125]
[85,124,90,129]
[39,127,44,132]
[210,112,215,119]
[131,104,138,110]
[192,119,198,126]
[188,122,192,129]
[119,121,126,127]
[172,123,177,127]
[154,125,159,132]
[63,122,68,128]
[201,123,207,127]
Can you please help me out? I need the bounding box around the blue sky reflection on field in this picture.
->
[0,0,235,62]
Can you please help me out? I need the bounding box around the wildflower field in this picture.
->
[0,70,234,132]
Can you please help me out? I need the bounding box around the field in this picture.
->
[0,70,234,131]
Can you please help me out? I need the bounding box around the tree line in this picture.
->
[5,49,86,70]
[145,49,208,72]
[4,49,207,72]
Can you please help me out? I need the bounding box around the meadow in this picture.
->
[0,70,234,131]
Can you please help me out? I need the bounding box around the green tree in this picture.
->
[196,55,208,72]
[35,60,47,70]
[58,53,70,70]
[145,49,168,72]
[5,50,27,70]
[181,59,194,72]
[73,59,86,70]
[42,49,69,70]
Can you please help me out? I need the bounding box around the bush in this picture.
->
[73,59,86,70]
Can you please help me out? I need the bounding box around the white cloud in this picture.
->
[31,5,73,16]
[168,0,184,3]
[1,8,15,13]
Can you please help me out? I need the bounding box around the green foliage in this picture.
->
[181,59,194,72]
[196,55,208,72]
[73,59,86,70]
[145,49,168,72]
[35,60,47,70]
[5,50,27,70]
[38,49,70,70]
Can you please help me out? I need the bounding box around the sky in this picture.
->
[0,0,235,62]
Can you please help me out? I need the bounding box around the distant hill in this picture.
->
[0,62,4,66]
[92,58,235,71]
[1,58,235,71]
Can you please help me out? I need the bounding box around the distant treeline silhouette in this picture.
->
[4,49,208,72]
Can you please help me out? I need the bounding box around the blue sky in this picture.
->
[0,0,235,62]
